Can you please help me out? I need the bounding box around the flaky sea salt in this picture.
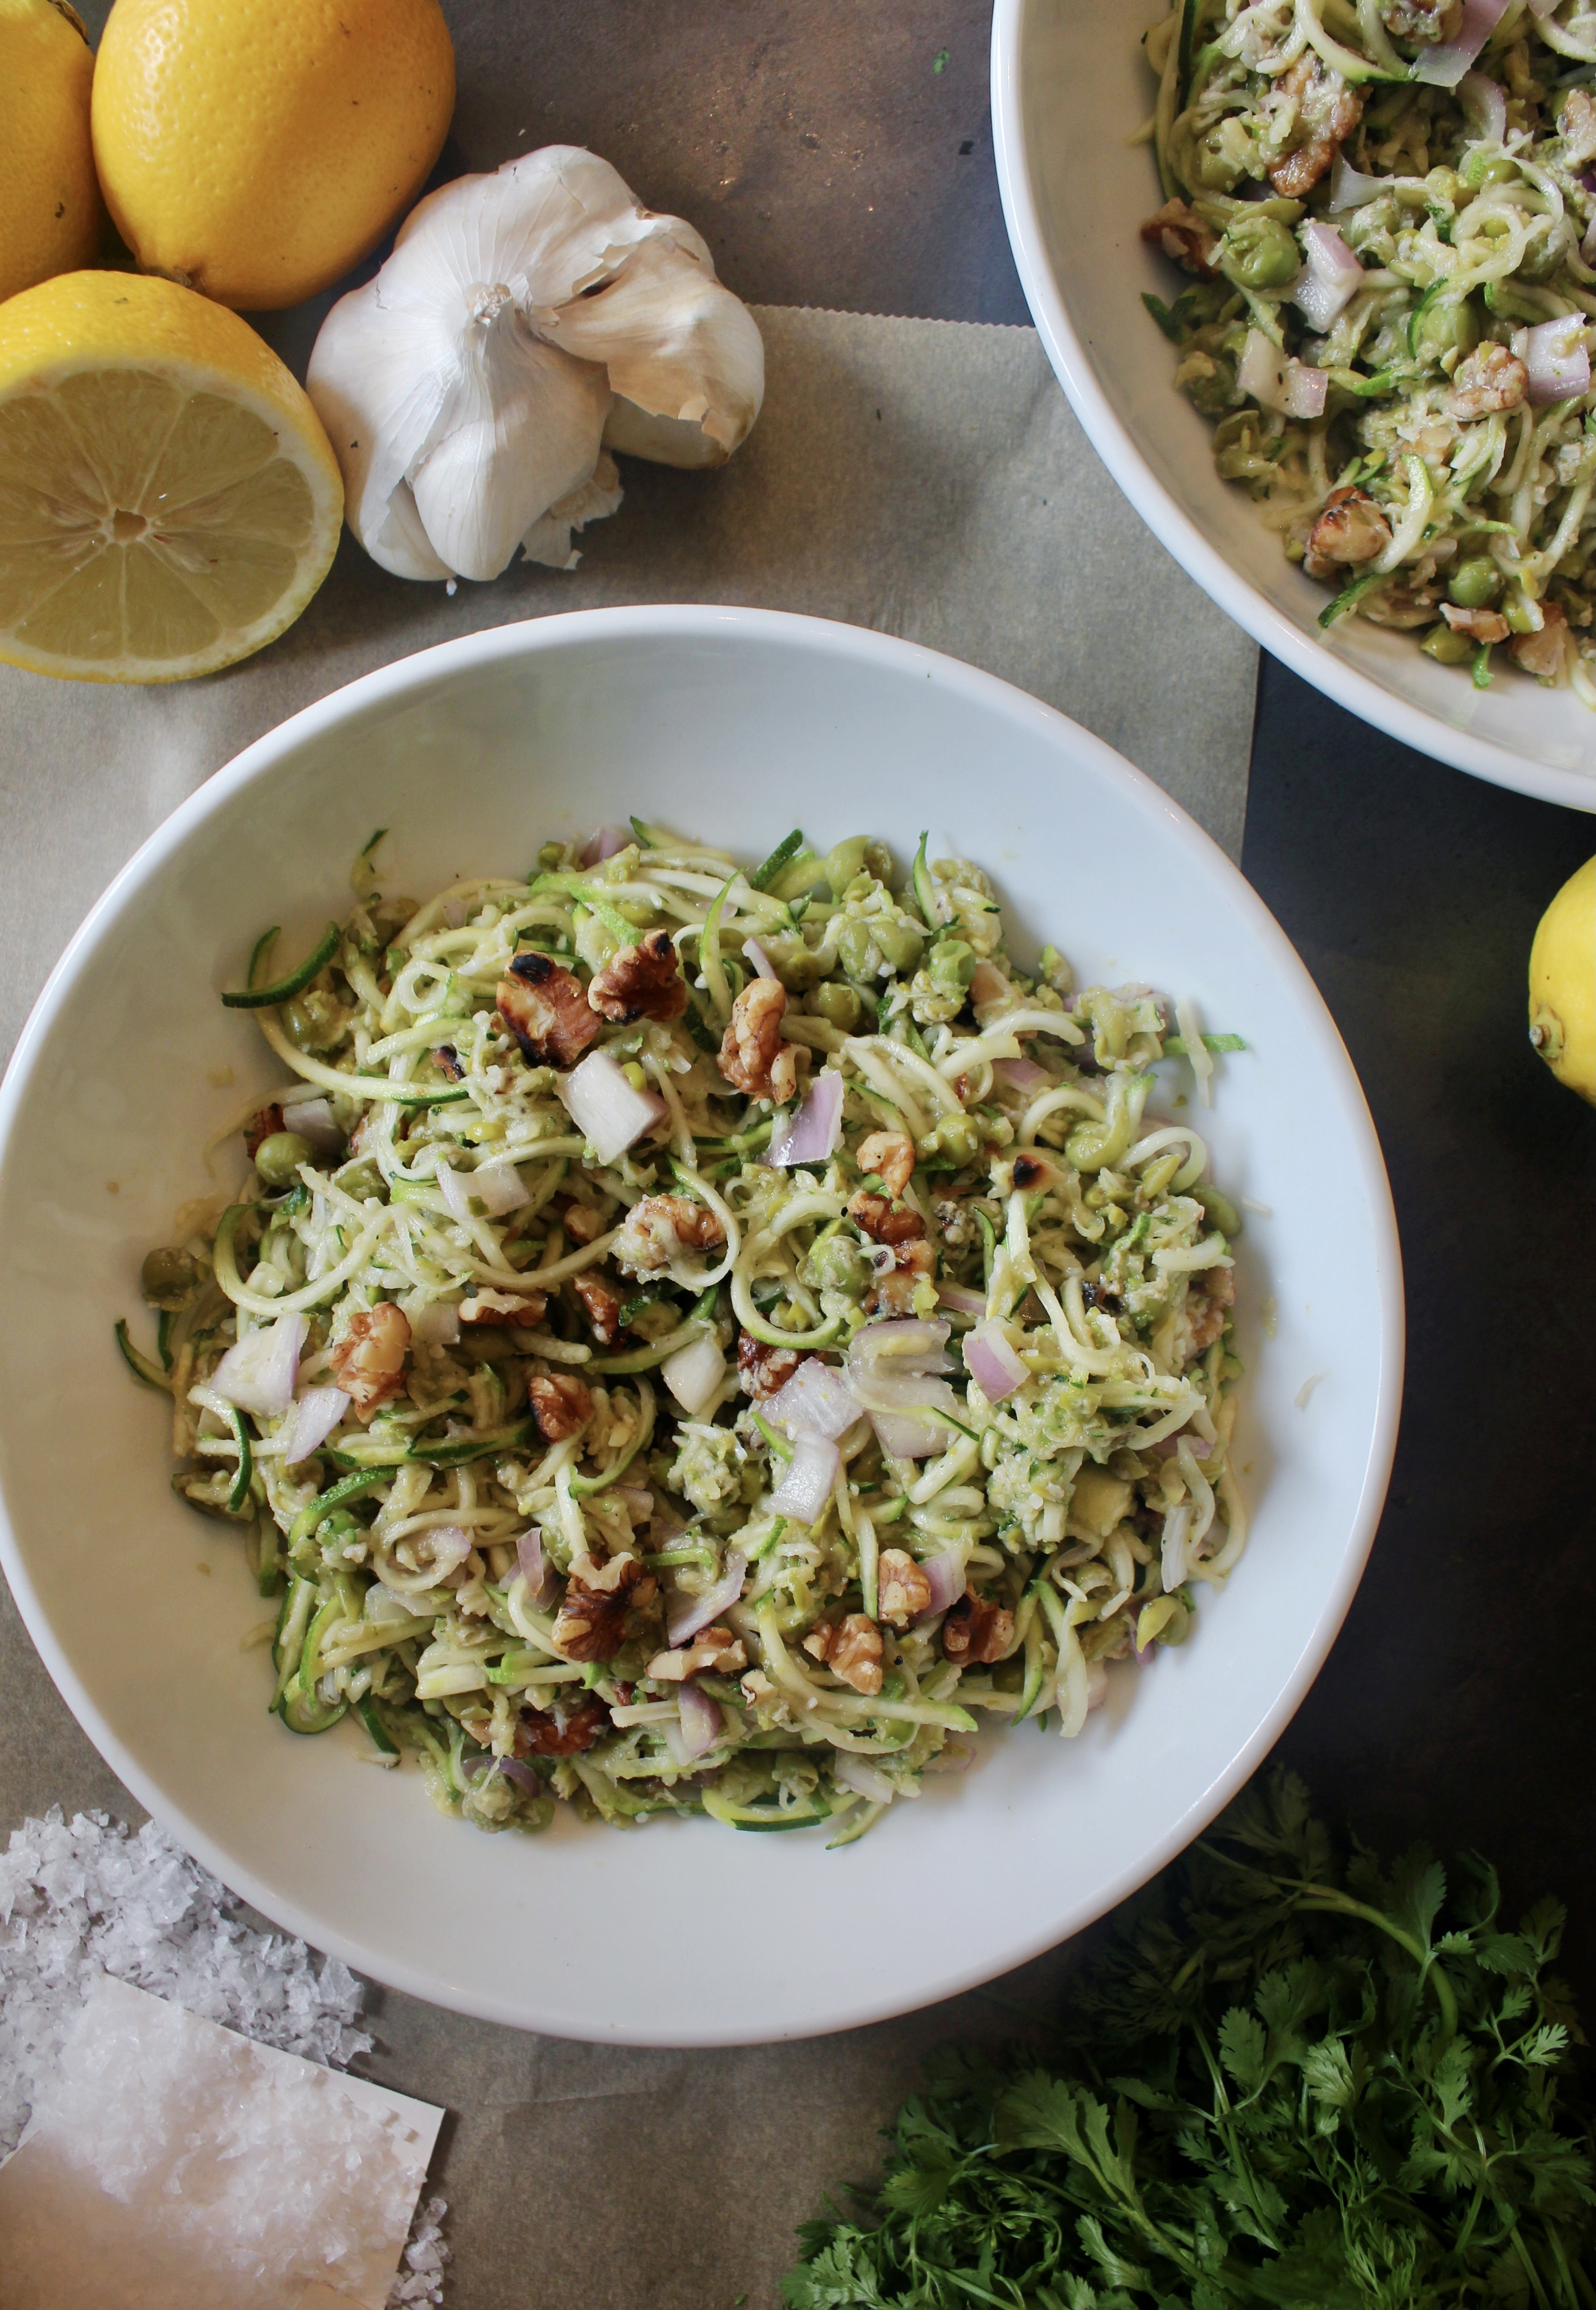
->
[0,1809,449,2307]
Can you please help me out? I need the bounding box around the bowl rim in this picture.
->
[0,603,1405,2040]
[989,0,1596,817]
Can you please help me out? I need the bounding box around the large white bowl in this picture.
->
[0,607,1401,2044]
[992,0,1596,813]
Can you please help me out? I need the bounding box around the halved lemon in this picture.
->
[0,269,343,682]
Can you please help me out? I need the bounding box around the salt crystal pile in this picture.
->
[0,1809,448,2308]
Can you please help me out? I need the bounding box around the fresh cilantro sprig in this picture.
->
[784,1770,1594,2310]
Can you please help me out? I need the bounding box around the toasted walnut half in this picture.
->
[647,1625,748,1679]
[528,1372,593,1441]
[330,1303,411,1419]
[514,1693,611,1756]
[737,1330,802,1399]
[587,929,688,1023]
[496,951,601,1068]
[460,1287,548,1327]
[941,1588,1015,1667]
[849,1189,926,1247]
[718,977,801,1103]
[612,1193,726,1278]
[803,1612,883,1695]
[552,1556,658,1662]
[877,1548,932,1628]
[573,1269,627,1344]
[856,1129,915,1197]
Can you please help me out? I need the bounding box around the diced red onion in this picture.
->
[1292,221,1363,332]
[742,937,778,980]
[278,1384,350,1465]
[833,1753,896,1805]
[849,1317,952,1372]
[1413,0,1510,85]
[558,1049,666,1166]
[769,1429,841,1522]
[992,1056,1048,1090]
[498,1756,546,1796]
[443,900,468,929]
[968,960,1011,1011]
[1458,68,1507,142]
[516,1528,558,1610]
[459,1750,494,1780]
[1238,327,1327,420]
[411,1299,460,1347]
[424,1525,474,1576]
[935,1282,987,1318]
[765,1356,861,1441]
[870,1406,955,1459]
[580,824,631,866]
[437,1159,530,1222]
[280,1096,343,1156]
[1327,154,1386,213]
[212,1312,308,1418]
[614,1482,654,1523]
[848,1366,963,1419]
[662,1331,726,1417]
[962,1320,1029,1402]
[913,1551,965,1620]
[667,1549,747,1646]
[1517,315,1591,405]
[676,1680,723,1759]
[768,1072,844,1167]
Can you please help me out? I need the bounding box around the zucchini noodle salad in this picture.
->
[119,822,1248,1847]
[1140,0,1596,700]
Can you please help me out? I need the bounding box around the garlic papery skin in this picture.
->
[306,145,765,583]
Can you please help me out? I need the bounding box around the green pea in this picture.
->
[929,1113,982,1166]
[255,1131,312,1187]
[1504,588,1541,635]
[1191,129,1242,191]
[1412,294,1478,363]
[1463,151,1517,189]
[811,982,861,1031]
[1448,556,1502,610]
[927,936,976,995]
[1218,214,1300,292]
[141,1245,202,1310]
[823,836,892,894]
[873,918,924,974]
[281,990,341,1051]
[834,919,874,980]
[1422,625,1475,665]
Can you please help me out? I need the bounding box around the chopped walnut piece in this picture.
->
[877,1548,932,1628]
[1184,1264,1236,1359]
[941,1588,1016,1667]
[1138,197,1219,276]
[551,1556,658,1662]
[1382,0,1460,34]
[849,1188,926,1247]
[1562,86,1596,164]
[1266,56,1362,197]
[587,929,688,1023]
[1446,344,1528,422]
[573,1269,627,1344]
[514,1693,611,1756]
[433,1044,465,1082]
[856,1129,916,1197]
[460,1287,548,1327]
[737,1331,802,1399]
[556,1198,604,1245]
[330,1303,411,1419]
[1304,487,1392,581]
[496,952,601,1068]
[1510,600,1570,680]
[803,1612,884,1695]
[1441,603,1510,646]
[718,977,801,1103]
[243,1104,285,1160]
[865,1238,935,1317]
[612,1193,726,1277]
[528,1372,593,1441]
[647,1626,748,1679]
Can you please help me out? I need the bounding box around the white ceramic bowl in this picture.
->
[992,0,1596,812]
[0,607,1401,2044]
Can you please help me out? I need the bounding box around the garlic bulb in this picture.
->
[305,146,764,583]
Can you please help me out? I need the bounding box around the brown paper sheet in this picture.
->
[0,303,1254,2310]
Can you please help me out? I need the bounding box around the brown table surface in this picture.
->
[7,6,1596,2309]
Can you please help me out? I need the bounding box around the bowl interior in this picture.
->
[995,0,1596,810]
[0,609,1401,2043]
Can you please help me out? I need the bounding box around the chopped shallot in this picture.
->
[558,1050,666,1165]
[913,1550,965,1620]
[742,937,778,980]
[211,1313,308,1418]
[438,1158,531,1223]
[768,1072,844,1167]
[1516,315,1591,405]
[764,1355,861,1440]
[962,1320,1029,1402]
[769,1430,840,1523]
[667,1550,747,1646]
[277,1385,350,1466]
[280,1096,343,1156]
[662,1332,726,1417]
[675,1680,723,1759]
[580,825,631,866]
[1413,0,1511,86]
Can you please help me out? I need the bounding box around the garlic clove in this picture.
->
[521,449,624,571]
[556,237,765,468]
[409,320,611,582]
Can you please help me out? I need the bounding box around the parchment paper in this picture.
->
[0,304,1256,2310]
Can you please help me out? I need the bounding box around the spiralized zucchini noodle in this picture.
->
[121,821,1250,1847]
[1140,0,1596,701]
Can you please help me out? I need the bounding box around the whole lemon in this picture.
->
[0,0,104,305]
[1528,854,1595,1106]
[91,0,455,312]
